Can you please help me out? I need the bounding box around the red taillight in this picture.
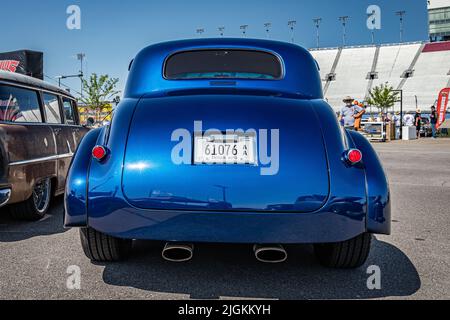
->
[347,149,362,164]
[92,145,107,161]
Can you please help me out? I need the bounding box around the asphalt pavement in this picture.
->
[0,138,449,299]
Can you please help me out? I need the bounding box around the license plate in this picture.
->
[194,133,257,165]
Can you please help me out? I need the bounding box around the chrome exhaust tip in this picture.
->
[253,244,287,263]
[162,243,194,262]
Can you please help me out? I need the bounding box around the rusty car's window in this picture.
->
[43,93,62,124]
[164,50,282,80]
[62,97,76,125]
[0,84,42,123]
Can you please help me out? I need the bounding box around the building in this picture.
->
[428,0,450,42]
[78,103,114,125]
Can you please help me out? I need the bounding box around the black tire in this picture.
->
[10,178,52,221]
[313,233,372,269]
[80,227,132,262]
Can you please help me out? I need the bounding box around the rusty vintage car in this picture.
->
[0,71,88,220]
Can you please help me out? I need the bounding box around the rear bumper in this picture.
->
[0,188,11,208]
[85,202,367,244]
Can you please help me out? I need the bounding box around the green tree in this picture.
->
[367,83,399,114]
[79,73,120,121]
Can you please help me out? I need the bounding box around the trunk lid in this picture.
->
[122,94,329,212]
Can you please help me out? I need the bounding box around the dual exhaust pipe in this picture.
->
[161,242,287,263]
[162,243,194,262]
[253,244,287,264]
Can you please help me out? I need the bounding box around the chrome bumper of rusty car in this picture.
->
[0,188,11,208]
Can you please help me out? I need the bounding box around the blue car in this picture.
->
[64,38,390,268]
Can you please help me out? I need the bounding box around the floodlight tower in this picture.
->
[288,20,297,43]
[196,28,205,37]
[313,18,322,48]
[77,53,85,98]
[338,16,350,47]
[396,11,406,43]
[218,26,225,37]
[264,22,272,38]
[240,25,248,37]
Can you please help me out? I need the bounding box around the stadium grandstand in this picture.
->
[309,0,450,112]
[309,40,450,112]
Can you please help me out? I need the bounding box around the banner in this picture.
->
[436,88,450,129]
[0,50,43,80]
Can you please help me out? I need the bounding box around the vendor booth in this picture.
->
[360,120,396,142]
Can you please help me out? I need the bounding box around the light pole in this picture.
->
[339,16,350,47]
[264,22,272,38]
[56,73,83,95]
[57,74,79,87]
[76,53,85,98]
[313,18,322,48]
[196,28,205,37]
[288,20,297,43]
[218,26,225,37]
[240,25,248,37]
[396,11,406,43]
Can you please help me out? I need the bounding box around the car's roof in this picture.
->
[144,37,306,51]
[0,70,75,99]
[124,38,323,100]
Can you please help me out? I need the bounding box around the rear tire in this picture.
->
[10,178,52,221]
[80,227,132,262]
[314,233,372,268]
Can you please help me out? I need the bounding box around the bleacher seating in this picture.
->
[309,48,339,87]
[325,46,376,108]
[309,41,450,112]
[371,43,422,89]
[401,42,450,109]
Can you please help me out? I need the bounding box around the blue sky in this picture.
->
[1,0,429,96]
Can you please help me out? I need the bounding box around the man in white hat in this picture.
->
[338,96,364,129]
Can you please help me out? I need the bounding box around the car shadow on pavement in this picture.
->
[0,196,68,242]
[101,237,421,299]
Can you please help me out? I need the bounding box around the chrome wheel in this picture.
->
[32,178,51,213]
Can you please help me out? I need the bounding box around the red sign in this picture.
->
[436,88,450,129]
[0,60,20,73]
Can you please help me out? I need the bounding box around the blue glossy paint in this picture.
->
[64,127,103,227]
[125,38,323,100]
[348,130,391,235]
[64,38,390,243]
[122,95,329,212]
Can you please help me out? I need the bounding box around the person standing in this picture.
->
[430,106,438,139]
[414,109,422,139]
[393,112,401,126]
[393,111,401,139]
[338,96,364,130]
[353,102,366,131]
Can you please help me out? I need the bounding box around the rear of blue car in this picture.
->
[65,39,390,268]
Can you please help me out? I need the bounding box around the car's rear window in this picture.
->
[164,49,282,80]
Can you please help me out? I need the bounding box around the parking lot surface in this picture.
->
[0,139,449,299]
